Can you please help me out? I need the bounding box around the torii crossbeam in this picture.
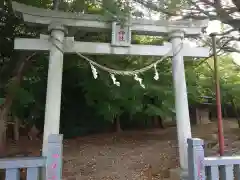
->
[15,35,208,57]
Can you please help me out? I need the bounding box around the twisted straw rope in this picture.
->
[49,36,184,76]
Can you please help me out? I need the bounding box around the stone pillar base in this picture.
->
[170,168,181,180]
[196,108,210,125]
[170,168,188,180]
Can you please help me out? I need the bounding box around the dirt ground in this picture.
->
[6,120,240,180]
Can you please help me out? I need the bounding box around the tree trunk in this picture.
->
[115,117,122,133]
[237,118,240,129]
[159,117,165,129]
[152,116,164,128]
[231,99,240,128]
[0,107,8,157]
[235,111,240,129]
[152,116,159,127]
[0,53,36,156]
[28,124,40,140]
[13,116,20,141]
[0,97,14,156]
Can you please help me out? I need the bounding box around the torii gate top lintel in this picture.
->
[12,1,209,37]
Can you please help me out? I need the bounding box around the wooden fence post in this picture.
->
[187,138,205,180]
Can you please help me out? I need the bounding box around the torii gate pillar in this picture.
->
[170,30,191,172]
[42,23,66,156]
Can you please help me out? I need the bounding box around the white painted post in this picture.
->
[170,30,192,171]
[42,23,66,156]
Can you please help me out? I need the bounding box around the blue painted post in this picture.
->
[26,167,40,180]
[45,134,63,180]
[5,169,20,180]
[187,138,205,180]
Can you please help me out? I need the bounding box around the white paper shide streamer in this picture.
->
[134,74,145,88]
[111,74,120,86]
[89,63,160,88]
[90,63,98,79]
[154,64,159,80]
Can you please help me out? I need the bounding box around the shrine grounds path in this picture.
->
[6,120,240,180]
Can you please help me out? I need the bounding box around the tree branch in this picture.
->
[133,0,179,16]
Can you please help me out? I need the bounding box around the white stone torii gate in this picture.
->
[12,1,210,174]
